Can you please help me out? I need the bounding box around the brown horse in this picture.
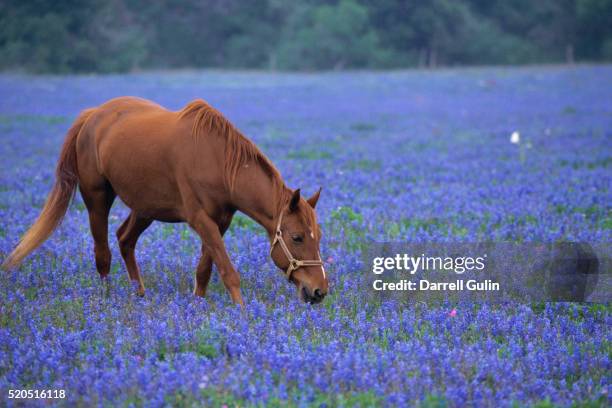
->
[2,97,329,305]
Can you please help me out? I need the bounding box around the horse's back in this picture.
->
[78,96,181,173]
[99,95,163,111]
[91,96,180,146]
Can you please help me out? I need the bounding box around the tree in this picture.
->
[0,0,610,72]
[276,0,383,70]
[576,0,612,59]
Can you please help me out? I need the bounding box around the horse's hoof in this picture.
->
[100,276,111,297]
[130,280,145,297]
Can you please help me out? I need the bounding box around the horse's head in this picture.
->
[270,188,328,304]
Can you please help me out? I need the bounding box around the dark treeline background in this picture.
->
[1,0,611,73]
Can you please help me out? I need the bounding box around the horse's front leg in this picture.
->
[189,210,243,305]
[194,211,234,297]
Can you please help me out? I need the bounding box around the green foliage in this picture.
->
[531,399,557,408]
[287,148,333,160]
[329,206,365,251]
[350,122,377,132]
[0,0,147,73]
[331,206,364,224]
[178,328,221,358]
[0,114,67,125]
[420,395,448,408]
[276,0,385,70]
[346,158,381,171]
[159,327,222,360]
[230,213,260,233]
[313,390,383,407]
[0,0,611,73]
[576,0,612,59]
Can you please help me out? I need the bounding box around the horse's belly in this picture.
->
[96,126,185,220]
[130,205,183,223]
[109,171,184,220]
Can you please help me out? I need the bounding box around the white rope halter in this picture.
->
[270,211,324,280]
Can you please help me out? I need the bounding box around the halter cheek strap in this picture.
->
[270,211,324,280]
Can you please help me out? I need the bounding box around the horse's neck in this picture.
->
[231,163,288,238]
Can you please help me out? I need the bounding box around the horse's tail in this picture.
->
[2,109,94,269]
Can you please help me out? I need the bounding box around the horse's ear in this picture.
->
[307,187,322,208]
[289,189,301,212]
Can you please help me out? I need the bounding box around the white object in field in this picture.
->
[510,131,521,144]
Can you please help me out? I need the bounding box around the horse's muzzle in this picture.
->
[302,287,326,304]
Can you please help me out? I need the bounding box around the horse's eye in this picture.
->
[291,234,303,243]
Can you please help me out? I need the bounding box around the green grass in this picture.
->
[559,157,612,170]
[349,122,377,132]
[230,213,260,233]
[0,113,68,126]
[562,105,577,115]
[287,148,333,160]
[386,216,471,238]
[43,298,85,330]
[529,396,611,408]
[328,206,365,251]
[178,327,223,358]
[157,326,223,361]
[346,158,382,171]
[164,388,386,407]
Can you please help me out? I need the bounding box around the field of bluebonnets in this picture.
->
[0,66,611,407]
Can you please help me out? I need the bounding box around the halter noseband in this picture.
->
[270,211,324,280]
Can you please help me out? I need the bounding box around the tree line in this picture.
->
[1,0,611,73]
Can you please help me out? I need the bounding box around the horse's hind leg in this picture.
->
[194,251,213,297]
[81,186,116,285]
[117,212,152,296]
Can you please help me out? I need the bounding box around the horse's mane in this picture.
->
[178,99,286,211]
